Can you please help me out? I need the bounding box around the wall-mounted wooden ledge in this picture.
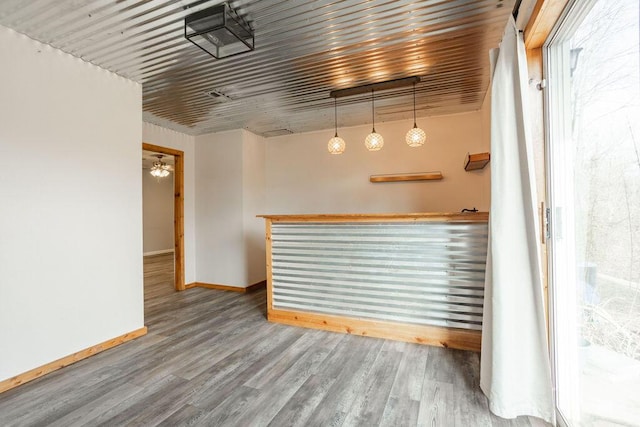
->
[370,171,443,183]
[258,212,488,223]
[0,326,147,394]
[269,309,481,352]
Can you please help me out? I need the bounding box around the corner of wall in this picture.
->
[241,130,267,286]
[481,87,492,152]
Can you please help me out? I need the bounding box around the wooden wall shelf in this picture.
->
[370,171,443,183]
[464,152,490,171]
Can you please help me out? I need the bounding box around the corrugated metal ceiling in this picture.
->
[0,0,514,136]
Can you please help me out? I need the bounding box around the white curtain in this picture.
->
[480,16,554,423]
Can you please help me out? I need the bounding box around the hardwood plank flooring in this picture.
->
[0,254,548,426]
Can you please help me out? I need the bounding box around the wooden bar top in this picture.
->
[257,212,488,222]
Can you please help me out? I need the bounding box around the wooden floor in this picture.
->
[0,254,546,426]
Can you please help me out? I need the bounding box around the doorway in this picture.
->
[142,142,185,292]
[545,0,640,424]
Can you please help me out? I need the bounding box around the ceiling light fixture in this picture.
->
[329,76,420,98]
[365,89,384,151]
[328,98,346,154]
[185,4,254,59]
[406,82,426,147]
[150,155,171,178]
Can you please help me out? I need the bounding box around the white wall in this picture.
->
[195,130,245,286]
[142,171,174,254]
[142,122,196,284]
[195,129,266,288]
[192,113,488,288]
[265,112,491,214]
[0,26,143,381]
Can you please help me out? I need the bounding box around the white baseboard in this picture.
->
[143,249,174,256]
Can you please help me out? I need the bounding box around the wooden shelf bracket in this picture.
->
[464,152,491,171]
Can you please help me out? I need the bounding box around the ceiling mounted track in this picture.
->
[330,76,421,99]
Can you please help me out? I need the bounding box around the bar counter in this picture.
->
[258,212,488,351]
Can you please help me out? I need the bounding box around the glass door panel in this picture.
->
[546,0,640,425]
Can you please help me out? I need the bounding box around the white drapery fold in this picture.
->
[480,17,554,423]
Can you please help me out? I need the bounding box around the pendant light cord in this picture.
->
[371,89,376,132]
[412,82,417,127]
[334,97,338,137]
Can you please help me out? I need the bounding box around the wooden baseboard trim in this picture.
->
[143,249,174,256]
[0,326,148,394]
[268,309,481,352]
[192,282,245,292]
[189,280,266,293]
[245,280,267,292]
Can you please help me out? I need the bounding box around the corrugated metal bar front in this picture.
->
[270,221,488,330]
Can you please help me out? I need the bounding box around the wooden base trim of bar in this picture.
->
[0,326,148,394]
[189,281,267,293]
[268,309,481,352]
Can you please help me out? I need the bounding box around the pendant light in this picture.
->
[406,82,426,147]
[365,89,384,151]
[150,154,171,178]
[327,98,346,154]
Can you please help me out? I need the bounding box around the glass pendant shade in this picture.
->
[406,125,426,147]
[328,135,346,154]
[365,131,384,151]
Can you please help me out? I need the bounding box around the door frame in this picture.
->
[542,1,603,424]
[142,142,185,291]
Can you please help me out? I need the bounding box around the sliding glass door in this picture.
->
[546,0,640,425]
